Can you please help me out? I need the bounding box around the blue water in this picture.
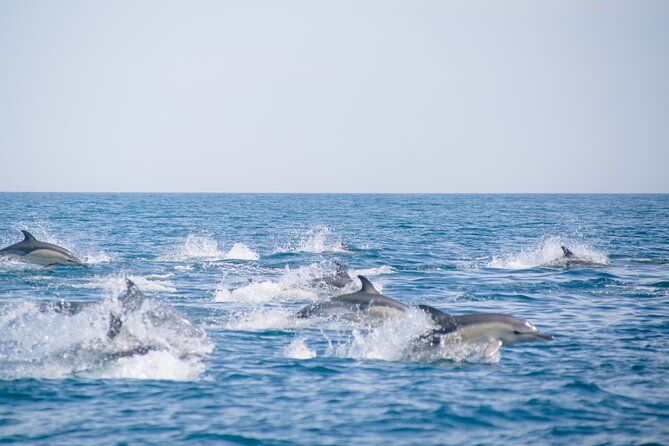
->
[0,193,668,445]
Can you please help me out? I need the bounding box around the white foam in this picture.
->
[159,235,259,262]
[488,236,609,269]
[71,274,177,293]
[81,251,113,265]
[225,243,260,261]
[325,308,501,364]
[349,265,395,278]
[0,295,213,381]
[284,337,317,359]
[159,234,227,262]
[275,225,350,254]
[88,350,208,381]
[214,280,317,304]
[223,306,305,331]
[213,264,324,303]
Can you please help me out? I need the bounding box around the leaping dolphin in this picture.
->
[296,275,554,357]
[40,279,208,359]
[0,230,86,268]
[415,304,554,358]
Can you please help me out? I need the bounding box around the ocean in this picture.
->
[0,193,667,445]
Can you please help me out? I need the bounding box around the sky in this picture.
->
[0,1,667,193]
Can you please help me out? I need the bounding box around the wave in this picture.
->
[274,225,350,254]
[488,236,609,270]
[159,235,259,262]
[0,296,213,381]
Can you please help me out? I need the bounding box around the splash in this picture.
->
[0,294,212,381]
[275,225,350,254]
[223,305,305,331]
[488,236,609,269]
[159,235,259,262]
[159,235,226,261]
[225,243,260,261]
[71,274,177,293]
[284,337,317,359]
[213,264,328,304]
[349,265,395,278]
[324,308,500,364]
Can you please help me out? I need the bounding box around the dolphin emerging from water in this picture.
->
[0,230,86,268]
[415,304,554,358]
[40,279,208,359]
[307,259,355,290]
[297,275,553,357]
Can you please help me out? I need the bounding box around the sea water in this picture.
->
[0,193,667,444]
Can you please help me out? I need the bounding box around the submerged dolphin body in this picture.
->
[557,245,607,268]
[308,260,354,290]
[0,230,85,268]
[297,276,554,357]
[296,275,408,319]
[40,279,208,358]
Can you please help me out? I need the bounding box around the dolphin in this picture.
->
[296,275,407,319]
[0,230,86,268]
[415,304,554,358]
[297,275,553,357]
[557,245,606,268]
[42,279,206,346]
[308,259,354,290]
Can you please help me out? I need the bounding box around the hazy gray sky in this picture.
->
[1,1,667,192]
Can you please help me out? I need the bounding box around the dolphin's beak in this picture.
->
[532,332,555,341]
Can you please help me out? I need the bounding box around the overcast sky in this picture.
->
[0,1,667,193]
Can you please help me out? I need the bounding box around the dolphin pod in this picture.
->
[2,228,555,361]
[0,230,86,269]
[297,275,554,358]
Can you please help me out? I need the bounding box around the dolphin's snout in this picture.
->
[532,332,555,341]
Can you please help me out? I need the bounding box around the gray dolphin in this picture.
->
[40,279,207,358]
[0,230,86,268]
[416,304,554,357]
[557,245,606,268]
[308,260,355,290]
[297,275,553,357]
[296,275,407,319]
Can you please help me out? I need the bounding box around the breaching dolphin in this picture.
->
[40,279,208,360]
[0,230,86,268]
[297,275,553,357]
[415,304,554,358]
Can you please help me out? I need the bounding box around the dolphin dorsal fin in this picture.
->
[120,278,146,313]
[21,230,37,242]
[358,275,380,295]
[561,246,575,258]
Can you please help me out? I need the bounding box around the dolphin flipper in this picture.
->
[483,340,502,358]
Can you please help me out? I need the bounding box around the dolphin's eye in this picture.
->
[513,330,522,335]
